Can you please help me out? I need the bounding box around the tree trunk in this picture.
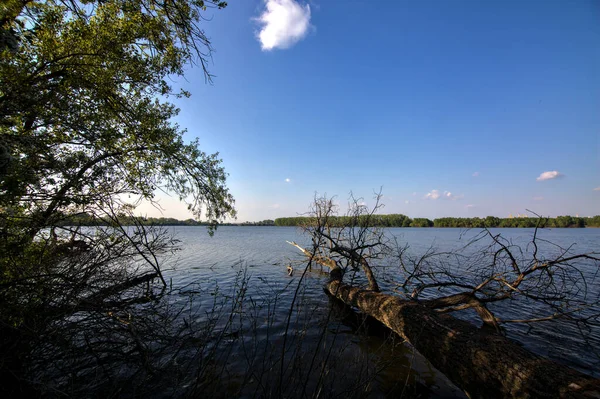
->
[326,277,600,399]
[288,242,600,398]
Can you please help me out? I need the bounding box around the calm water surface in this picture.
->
[161,226,599,397]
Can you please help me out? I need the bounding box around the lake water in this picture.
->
[159,226,599,397]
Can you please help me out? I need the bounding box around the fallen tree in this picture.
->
[289,193,600,398]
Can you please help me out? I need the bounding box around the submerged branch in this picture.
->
[291,242,600,398]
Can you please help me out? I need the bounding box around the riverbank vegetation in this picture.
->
[275,214,600,228]
[56,213,600,229]
[55,212,275,226]
[53,212,600,228]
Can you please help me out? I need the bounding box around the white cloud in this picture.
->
[536,170,564,181]
[533,196,544,201]
[594,187,600,191]
[405,200,410,204]
[255,0,312,51]
[425,190,441,200]
[472,172,480,177]
[285,178,291,183]
[269,203,281,209]
[445,191,463,200]
[425,189,462,200]
[465,204,476,209]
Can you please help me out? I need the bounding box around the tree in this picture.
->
[586,216,600,227]
[1,0,234,234]
[0,0,233,394]
[410,217,433,227]
[485,215,500,227]
[290,192,600,398]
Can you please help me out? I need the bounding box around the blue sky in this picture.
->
[138,0,599,221]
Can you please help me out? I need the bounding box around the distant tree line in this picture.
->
[274,214,432,227]
[275,214,600,228]
[56,213,600,228]
[56,213,210,227]
[56,213,276,227]
[240,220,276,226]
[433,216,592,228]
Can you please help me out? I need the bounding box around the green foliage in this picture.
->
[0,1,233,394]
[586,215,600,227]
[57,213,278,226]
[275,216,316,226]
[410,218,434,228]
[275,214,427,228]
[57,212,212,226]
[0,0,235,291]
[240,219,275,226]
[276,214,598,228]
[1,0,235,239]
[0,0,236,316]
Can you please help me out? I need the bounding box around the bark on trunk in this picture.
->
[289,242,600,398]
[327,278,600,398]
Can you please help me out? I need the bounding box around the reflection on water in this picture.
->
[162,226,599,396]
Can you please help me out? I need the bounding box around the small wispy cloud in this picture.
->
[444,191,463,200]
[465,204,476,209]
[412,192,417,196]
[425,190,441,200]
[269,203,281,209]
[594,187,600,191]
[536,170,564,181]
[424,190,463,201]
[533,196,544,201]
[285,178,291,183]
[255,0,312,51]
[472,172,480,177]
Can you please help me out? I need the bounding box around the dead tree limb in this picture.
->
[291,193,600,398]
[290,241,600,399]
